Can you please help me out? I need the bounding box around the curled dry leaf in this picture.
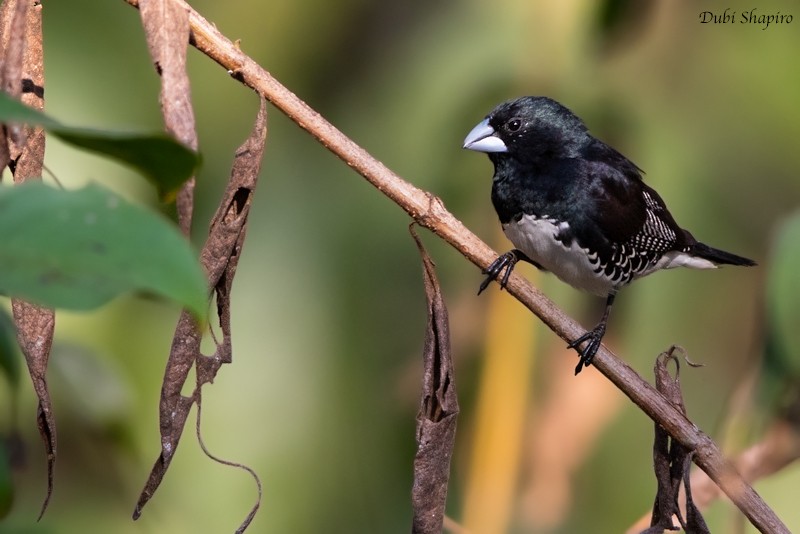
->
[410,226,459,534]
[1,0,44,168]
[1,0,52,520]
[643,346,710,534]
[134,99,267,530]
[133,0,197,518]
[0,0,26,169]
[11,301,55,520]
[198,97,267,370]
[138,0,197,233]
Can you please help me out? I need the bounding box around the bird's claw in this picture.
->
[568,324,606,375]
[478,251,520,295]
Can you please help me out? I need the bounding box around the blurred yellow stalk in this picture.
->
[462,267,537,534]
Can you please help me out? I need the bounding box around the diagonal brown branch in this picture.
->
[121,1,788,532]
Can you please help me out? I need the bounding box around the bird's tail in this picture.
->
[690,242,757,267]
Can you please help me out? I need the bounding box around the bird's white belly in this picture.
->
[502,215,615,296]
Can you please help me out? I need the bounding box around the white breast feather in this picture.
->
[502,215,614,296]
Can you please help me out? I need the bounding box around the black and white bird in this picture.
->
[463,96,755,374]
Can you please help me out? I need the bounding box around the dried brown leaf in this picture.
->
[134,99,267,529]
[0,0,44,171]
[644,347,709,534]
[0,0,27,98]
[139,0,194,144]
[14,0,44,161]
[0,0,45,169]
[11,300,55,520]
[201,98,266,284]
[199,96,267,370]
[138,0,196,232]
[410,226,459,534]
[0,0,52,519]
[132,310,198,519]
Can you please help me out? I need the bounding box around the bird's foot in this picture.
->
[568,323,607,375]
[478,250,523,295]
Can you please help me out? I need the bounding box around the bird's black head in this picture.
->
[463,96,589,164]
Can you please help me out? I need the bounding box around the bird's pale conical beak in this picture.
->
[462,118,507,153]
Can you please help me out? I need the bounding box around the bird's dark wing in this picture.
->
[583,162,646,245]
[578,157,690,259]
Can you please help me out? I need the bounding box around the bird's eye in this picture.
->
[506,118,522,132]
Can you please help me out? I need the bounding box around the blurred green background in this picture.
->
[1,0,799,532]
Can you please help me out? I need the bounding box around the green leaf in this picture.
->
[758,211,800,416]
[0,182,208,321]
[766,211,800,376]
[53,128,200,201]
[0,92,199,199]
[0,91,60,129]
[0,307,19,389]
